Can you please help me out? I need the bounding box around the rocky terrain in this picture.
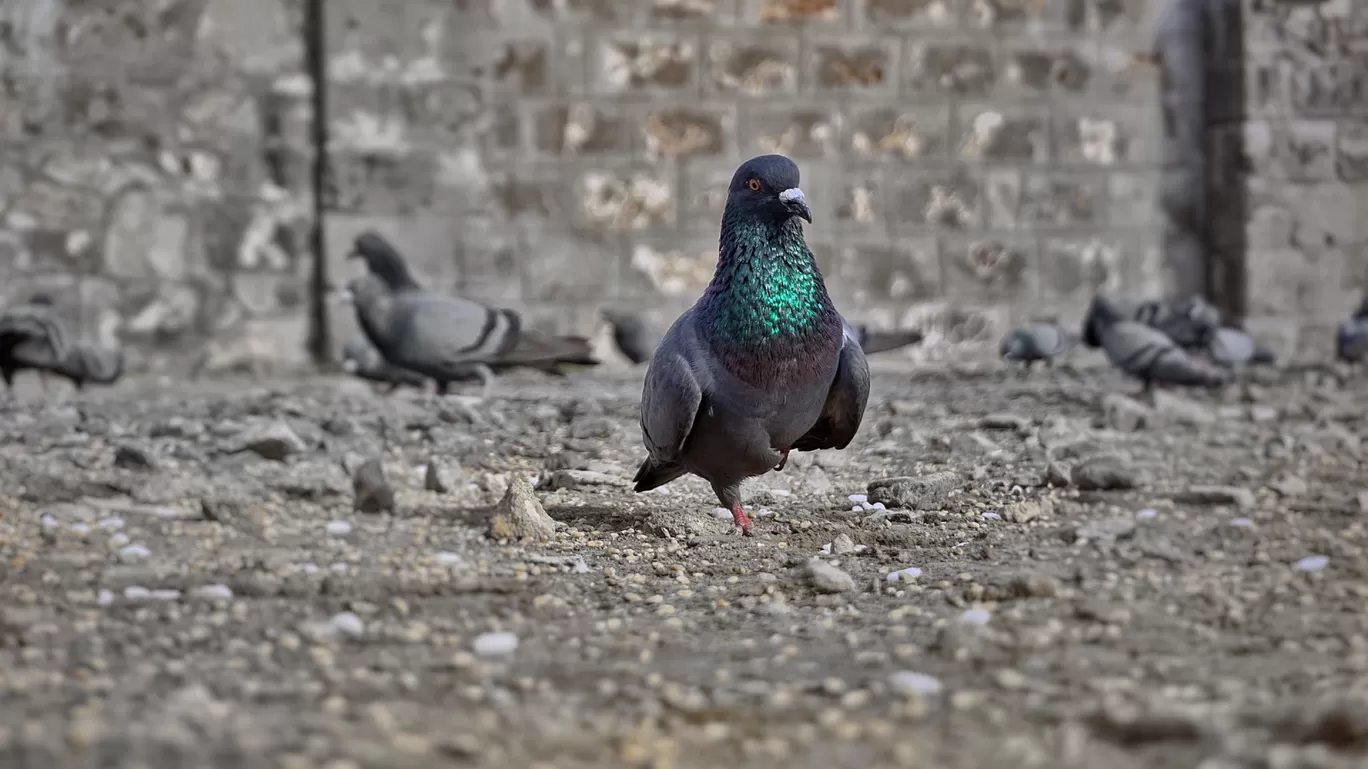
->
[2,362,1368,769]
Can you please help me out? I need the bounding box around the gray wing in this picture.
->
[1207,327,1253,366]
[390,293,512,371]
[638,313,703,465]
[792,324,870,453]
[0,306,70,365]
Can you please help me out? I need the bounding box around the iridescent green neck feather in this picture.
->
[702,216,833,346]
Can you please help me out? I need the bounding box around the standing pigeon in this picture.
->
[346,233,599,394]
[999,323,1076,369]
[1083,294,1221,350]
[341,336,429,391]
[854,325,924,356]
[0,297,69,394]
[1337,297,1368,364]
[632,155,870,536]
[46,340,125,391]
[1087,295,1229,394]
[600,309,660,365]
[1206,327,1275,368]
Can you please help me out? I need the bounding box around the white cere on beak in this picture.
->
[341,359,358,373]
[336,289,355,305]
[779,187,805,205]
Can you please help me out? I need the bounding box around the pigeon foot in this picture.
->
[731,505,754,537]
[773,448,791,472]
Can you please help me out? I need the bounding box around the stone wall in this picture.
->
[2,0,1174,372]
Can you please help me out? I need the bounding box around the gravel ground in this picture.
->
[3,362,1368,769]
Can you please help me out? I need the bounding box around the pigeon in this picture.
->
[600,309,660,365]
[1087,295,1229,394]
[0,297,70,394]
[854,325,924,356]
[341,336,429,391]
[999,323,1076,369]
[346,232,599,394]
[1083,294,1221,350]
[45,340,125,390]
[631,154,870,536]
[1337,297,1368,364]
[1206,327,1276,368]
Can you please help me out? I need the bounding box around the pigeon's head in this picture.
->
[726,154,811,225]
[345,274,389,309]
[350,231,420,291]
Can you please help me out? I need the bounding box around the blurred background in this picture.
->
[0,0,1363,376]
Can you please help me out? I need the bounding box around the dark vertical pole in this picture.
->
[305,0,332,365]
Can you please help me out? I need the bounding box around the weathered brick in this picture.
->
[529,0,625,23]
[1108,172,1158,228]
[593,35,697,93]
[847,106,951,161]
[1055,109,1151,165]
[958,106,1050,163]
[904,41,996,96]
[1280,121,1339,182]
[1018,172,1105,227]
[327,149,437,215]
[940,235,1036,303]
[740,103,843,159]
[1247,245,1358,320]
[740,0,845,26]
[861,0,962,28]
[1084,0,1148,33]
[1287,59,1366,117]
[1339,120,1368,182]
[641,106,734,159]
[452,215,524,302]
[706,35,801,95]
[825,239,943,305]
[533,102,634,156]
[651,0,734,23]
[487,169,571,222]
[833,169,887,233]
[520,230,625,303]
[681,161,736,228]
[624,236,720,300]
[983,169,1022,229]
[999,42,1092,96]
[576,168,677,231]
[1038,237,1159,303]
[811,39,898,93]
[491,40,554,95]
[966,0,1069,30]
[888,168,981,231]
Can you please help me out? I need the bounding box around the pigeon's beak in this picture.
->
[779,187,811,223]
[334,288,355,306]
[346,249,361,260]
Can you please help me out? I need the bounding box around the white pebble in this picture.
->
[959,608,992,626]
[325,520,352,536]
[69,523,92,536]
[820,544,832,554]
[712,507,732,520]
[860,501,876,511]
[413,464,428,479]
[870,502,886,511]
[119,544,151,561]
[886,567,922,583]
[848,494,868,505]
[570,556,591,574]
[329,612,365,637]
[296,563,320,575]
[108,532,130,548]
[124,586,151,600]
[97,589,114,606]
[1294,555,1329,573]
[768,489,791,497]
[889,671,943,696]
[39,514,59,530]
[1136,508,1158,519]
[193,584,234,600]
[97,517,125,530]
[473,631,519,657]
[329,562,348,573]
[981,512,1001,521]
[434,551,463,566]
[852,544,868,553]
[1229,517,1255,528]
[149,589,181,601]
[850,506,863,512]
[754,508,777,518]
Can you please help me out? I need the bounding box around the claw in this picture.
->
[773,448,790,472]
[731,505,754,536]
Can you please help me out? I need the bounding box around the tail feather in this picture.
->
[52,342,124,386]
[632,457,687,493]
[857,327,925,356]
[1150,348,1229,388]
[0,308,70,365]
[497,331,599,369]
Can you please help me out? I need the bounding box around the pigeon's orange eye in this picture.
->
[747,178,761,192]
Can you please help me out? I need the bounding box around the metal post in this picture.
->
[305,0,332,365]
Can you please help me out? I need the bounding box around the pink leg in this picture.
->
[731,504,754,536]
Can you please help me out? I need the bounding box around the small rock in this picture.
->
[1152,391,1217,425]
[831,533,857,555]
[433,551,463,566]
[1004,571,1059,599]
[1074,517,1137,543]
[979,413,1030,431]
[1249,405,1278,423]
[424,460,456,493]
[1136,508,1158,519]
[1173,485,1255,511]
[329,612,365,638]
[886,567,922,583]
[867,471,959,510]
[1269,475,1309,497]
[889,671,943,697]
[113,444,157,471]
[236,422,307,461]
[487,475,557,541]
[118,544,151,562]
[1045,461,1072,487]
[191,584,234,600]
[325,520,352,536]
[1294,555,1329,573]
[472,631,519,657]
[352,459,396,514]
[1072,455,1139,491]
[805,558,856,594]
[1004,497,1050,524]
[1101,393,1150,433]
[958,608,991,626]
[1229,517,1255,528]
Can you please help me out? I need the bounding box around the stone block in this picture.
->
[680,160,737,228]
[983,169,1022,229]
[998,41,1093,96]
[1287,58,1366,117]
[1107,172,1158,228]
[623,235,720,300]
[847,106,951,162]
[650,0,737,24]
[958,106,1050,163]
[1338,120,1368,183]
[706,34,801,95]
[452,215,524,303]
[940,235,1036,304]
[739,0,846,26]
[1279,121,1338,182]
[487,168,570,223]
[528,0,626,23]
[532,102,635,156]
[810,38,898,93]
[1247,245,1358,321]
[327,149,437,215]
[641,106,735,159]
[832,167,887,233]
[519,229,625,303]
[592,34,698,93]
[1083,0,1151,34]
[574,167,676,231]
[1017,172,1105,227]
[1038,237,1159,304]
[491,39,556,96]
[1245,54,1286,117]
[860,0,962,29]
[324,0,451,64]
[888,167,981,232]
[1091,40,1153,102]
[740,103,843,159]
[904,41,996,96]
[1054,107,1154,165]
[825,238,943,305]
[966,0,1071,30]
[324,214,464,294]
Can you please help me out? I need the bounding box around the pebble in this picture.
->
[959,608,992,626]
[1294,555,1329,573]
[712,508,733,520]
[488,476,557,541]
[1072,456,1140,491]
[889,671,943,697]
[329,612,365,638]
[238,421,307,461]
[1175,485,1256,511]
[805,559,856,594]
[326,520,353,536]
[97,517,125,530]
[352,459,396,514]
[149,589,182,601]
[108,532,130,548]
[848,494,868,505]
[472,631,519,657]
[124,586,151,600]
[886,567,922,583]
[96,590,114,606]
[113,443,158,471]
[192,584,235,600]
[434,551,463,566]
[119,544,151,562]
[980,512,1001,521]
[1136,508,1158,520]
[1229,517,1255,528]
[1102,393,1150,433]
[831,533,857,555]
[425,460,456,493]
[40,514,59,530]
[868,472,959,511]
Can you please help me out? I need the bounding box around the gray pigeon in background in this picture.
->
[347,232,599,395]
[1337,297,1368,364]
[341,336,429,391]
[1087,295,1230,394]
[0,296,69,394]
[1083,294,1221,350]
[633,154,869,536]
[1000,323,1075,369]
[601,309,660,365]
[1206,327,1276,368]
[854,325,924,356]
[45,340,125,391]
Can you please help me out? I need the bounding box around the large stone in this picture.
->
[488,475,557,541]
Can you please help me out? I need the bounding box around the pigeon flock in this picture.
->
[0,293,125,395]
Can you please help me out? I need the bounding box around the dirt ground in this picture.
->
[2,361,1368,769]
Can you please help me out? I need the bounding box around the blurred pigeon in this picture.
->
[854,325,924,356]
[46,340,125,390]
[0,297,69,394]
[1206,327,1276,368]
[341,336,428,391]
[600,309,659,365]
[347,232,599,395]
[632,155,869,536]
[1337,297,1368,364]
[999,323,1076,369]
[1088,295,1229,394]
[1083,294,1221,350]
